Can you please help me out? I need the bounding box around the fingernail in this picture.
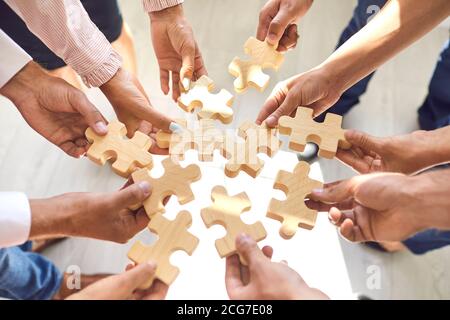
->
[267,33,277,45]
[169,122,185,134]
[182,78,191,91]
[138,181,151,195]
[147,261,156,269]
[312,188,324,195]
[94,121,108,134]
[266,116,276,126]
[237,233,251,245]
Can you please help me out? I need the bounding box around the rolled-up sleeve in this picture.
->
[0,29,32,89]
[0,192,31,249]
[143,0,184,12]
[4,0,122,88]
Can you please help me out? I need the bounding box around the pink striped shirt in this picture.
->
[3,0,183,88]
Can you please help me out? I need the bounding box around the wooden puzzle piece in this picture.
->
[85,121,153,178]
[178,75,234,124]
[201,186,267,258]
[221,121,281,178]
[156,119,224,161]
[278,107,351,159]
[229,37,284,93]
[267,161,323,239]
[131,158,201,217]
[127,211,199,288]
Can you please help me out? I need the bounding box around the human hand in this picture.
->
[29,181,152,244]
[256,67,340,127]
[257,0,313,51]
[0,61,107,158]
[309,173,433,242]
[336,128,450,175]
[67,262,168,300]
[149,4,207,101]
[100,67,174,141]
[225,234,328,300]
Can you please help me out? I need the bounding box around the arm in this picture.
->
[256,0,313,51]
[258,0,450,126]
[67,263,168,300]
[144,0,207,100]
[29,182,151,244]
[336,127,450,175]
[5,0,175,133]
[310,170,450,243]
[4,0,121,88]
[225,234,328,300]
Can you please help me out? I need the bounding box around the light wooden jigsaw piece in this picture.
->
[229,37,284,93]
[156,119,224,161]
[85,121,153,178]
[278,107,351,159]
[201,186,267,258]
[178,76,234,124]
[131,158,201,217]
[221,121,281,178]
[267,161,323,239]
[127,211,199,288]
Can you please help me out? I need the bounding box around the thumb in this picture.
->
[267,10,293,46]
[111,182,152,208]
[120,262,157,293]
[310,179,356,204]
[179,42,196,91]
[69,89,107,135]
[345,130,384,153]
[235,233,267,270]
[266,89,299,127]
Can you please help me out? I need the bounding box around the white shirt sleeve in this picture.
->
[0,29,32,89]
[0,192,31,248]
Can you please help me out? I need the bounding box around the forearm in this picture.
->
[4,0,122,87]
[29,196,79,240]
[320,0,450,94]
[412,169,450,230]
[420,126,450,169]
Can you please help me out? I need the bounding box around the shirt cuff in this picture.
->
[143,0,184,12]
[79,50,122,88]
[0,29,32,89]
[0,192,31,248]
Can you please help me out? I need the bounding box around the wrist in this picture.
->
[427,127,450,166]
[315,62,345,100]
[149,4,183,20]
[0,61,43,106]
[408,173,450,231]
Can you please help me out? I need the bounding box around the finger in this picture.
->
[266,90,299,127]
[70,90,108,136]
[262,246,274,259]
[277,24,299,52]
[310,179,356,204]
[257,0,278,41]
[256,87,284,126]
[345,130,384,154]
[110,182,152,208]
[179,42,196,90]
[119,262,157,293]
[129,101,174,132]
[193,43,208,78]
[267,9,294,46]
[235,233,267,270]
[336,149,371,174]
[60,141,85,159]
[225,254,246,299]
[172,72,181,102]
[328,207,354,226]
[160,68,170,95]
